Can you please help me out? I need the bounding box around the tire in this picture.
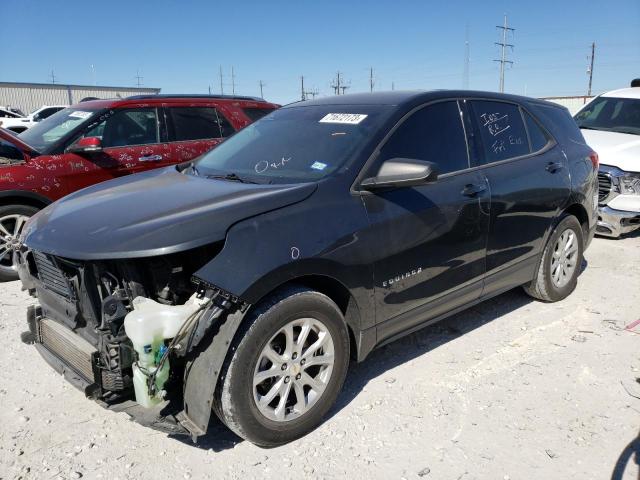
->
[0,205,39,282]
[524,215,584,302]
[214,286,350,446]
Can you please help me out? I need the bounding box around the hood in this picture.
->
[0,127,39,155]
[23,167,317,260]
[581,129,640,173]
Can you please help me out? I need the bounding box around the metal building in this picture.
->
[541,95,594,114]
[0,82,161,115]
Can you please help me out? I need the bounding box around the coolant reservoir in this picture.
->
[124,293,209,408]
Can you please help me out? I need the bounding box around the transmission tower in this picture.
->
[493,15,515,93]
[463,25,470,89]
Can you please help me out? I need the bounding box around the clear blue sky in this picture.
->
[1,0,638,105]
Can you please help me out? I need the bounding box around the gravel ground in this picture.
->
[1,234,639,480]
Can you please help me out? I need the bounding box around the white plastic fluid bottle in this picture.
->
[124,294,209,408]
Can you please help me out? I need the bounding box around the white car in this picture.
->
[575,82,640,237]
[0,105,66,133]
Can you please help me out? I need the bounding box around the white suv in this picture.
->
[0,105,66,133]
[575,82,640,237]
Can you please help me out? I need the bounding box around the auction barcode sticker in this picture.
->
[69,111,92,119]
[319,113,368,125]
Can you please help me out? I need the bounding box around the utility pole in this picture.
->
[300,76,317,100]
[231,66,236,95]
[587,42,596,96]
[493,14,515,93]
[258,80,265,98]
[331,72,350,95]
[463,25,470,89]
[391,81,395,91]
[90,64,96,86]
[369,67,375,92]
[330,71,342,95]
[219,66,224,95]
[135,70,143,87]
[49,70,57,84]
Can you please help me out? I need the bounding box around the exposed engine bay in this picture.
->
[18,242,245,437]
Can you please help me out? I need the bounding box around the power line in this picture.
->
[587,42,596,96]
[493,14,515,93]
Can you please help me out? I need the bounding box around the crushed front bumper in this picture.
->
[596,205,640,238]
[22,305,189,436]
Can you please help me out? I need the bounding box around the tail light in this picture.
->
[589,151,599,169]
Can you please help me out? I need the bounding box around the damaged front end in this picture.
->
[17,244,247,439]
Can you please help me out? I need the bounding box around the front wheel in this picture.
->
[524,215,584,302]
[214,286,350,446]
[0,205,38,282]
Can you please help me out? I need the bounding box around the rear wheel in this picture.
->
[0,205,38,282]
[524,215,583,302]
[214,286,350,446]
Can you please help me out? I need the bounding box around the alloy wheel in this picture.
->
[0,214,29,276]
[550,228,579,288]
[253,317,335,422]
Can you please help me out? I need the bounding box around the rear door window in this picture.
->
[168,107,235,141]
[469,100,530,164]
[379,100,469,175]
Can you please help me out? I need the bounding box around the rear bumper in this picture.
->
[596,205,640,238]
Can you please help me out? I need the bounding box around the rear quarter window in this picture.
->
[242,107,275,122]
[523,110,550,152]
[531,103,586,145]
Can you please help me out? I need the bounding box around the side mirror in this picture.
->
[67,136,103,154]
[360,158,439,190]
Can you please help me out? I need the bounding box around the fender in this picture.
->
[0,189,52,206]
[193,187,376,331]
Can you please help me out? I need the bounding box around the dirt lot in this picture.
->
[1,234,639,480]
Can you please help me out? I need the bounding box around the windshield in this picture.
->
[194,105,392,183]
[574,96,640,136]
[19,107,100,152]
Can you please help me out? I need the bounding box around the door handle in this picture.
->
[139,154,163,162]
[462,183,487,197]
[545,162,563,173]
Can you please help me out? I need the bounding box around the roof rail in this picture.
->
[125,94,266,102]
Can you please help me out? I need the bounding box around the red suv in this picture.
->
[0,94,278,280]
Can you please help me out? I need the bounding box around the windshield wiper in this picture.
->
[207,172,259,184]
